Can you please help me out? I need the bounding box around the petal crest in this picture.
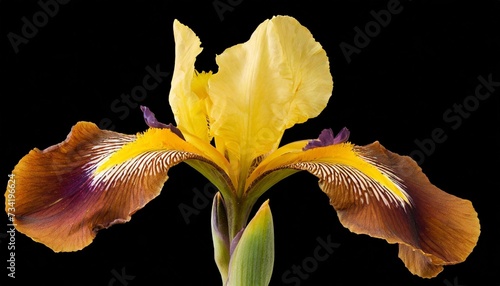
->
[303,127,350,150]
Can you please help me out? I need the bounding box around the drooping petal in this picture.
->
[168,20,211,142]
[209,15,333,183]
[5,121,233,252]
[246,140,480,278]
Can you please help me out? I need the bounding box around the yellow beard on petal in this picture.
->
[316,143,411,206]
[250,142,411,206]
[96,128,186,173]
[94,127,235,189]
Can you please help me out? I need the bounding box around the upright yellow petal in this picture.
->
[209,15,333,187]
[168,20,211,142]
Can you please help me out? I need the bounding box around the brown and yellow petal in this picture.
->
[352,142,480,277]
[246,140,480,278]
[5,121,232,252]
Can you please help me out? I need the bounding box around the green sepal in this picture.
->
[226,200,274,286]
[211,192,230,283]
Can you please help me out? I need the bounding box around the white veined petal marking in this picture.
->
[288,161,412,211]
[90,150,190,191]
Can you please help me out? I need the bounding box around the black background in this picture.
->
[1,0,499,285]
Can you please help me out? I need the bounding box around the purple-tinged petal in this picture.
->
[303,127,350,150]
[333,127,350,144]
[317,128,335,145]
[140,105,170,128]
[140,105,185,140]
[6,121,229,252]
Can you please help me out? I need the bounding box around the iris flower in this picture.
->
[6,16,479,285]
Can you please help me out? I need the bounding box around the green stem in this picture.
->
[228,184,251,240]
[225,195,255,240]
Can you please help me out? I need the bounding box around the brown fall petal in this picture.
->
[247,139,480,278]
[322,142,480,277]
[6,122,210,252]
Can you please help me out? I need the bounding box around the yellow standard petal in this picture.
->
[169,20,212,143]
[209,15,333,188]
